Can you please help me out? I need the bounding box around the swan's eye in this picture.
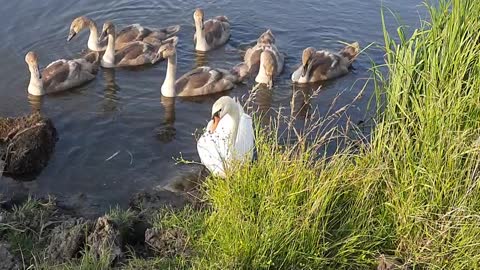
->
[213,109,221,118]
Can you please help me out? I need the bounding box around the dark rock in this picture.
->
[87,216,122,265]
[55,193,105,219]
[129,164,207,216]
[0,113,57,178]
[129,190,190,213]
[154,125,176,143]
[123,218,150,247]
[0,242,19,270]
[144,227,188,257]
[162,164,208,194]
[46,217,93,263]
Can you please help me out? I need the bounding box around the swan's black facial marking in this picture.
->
[212,109,221,119]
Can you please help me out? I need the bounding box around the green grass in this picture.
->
[106,205,137,238]
[183,0,480,268]
[0,196,56,267]
[4,0,480,269]
[33,246,113,270]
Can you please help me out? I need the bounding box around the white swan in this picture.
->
[197,96,255,178]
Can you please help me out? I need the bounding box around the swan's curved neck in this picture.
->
[27,66,44,96]
[161,53,177,97]
[102,32,116,67]
[86,20,100,50]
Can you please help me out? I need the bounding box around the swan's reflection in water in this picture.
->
[28,94,44,113]
[290,82,323,121]
[195,51,208,68]
[250,83,273,128]
[155,96,176,143]
[102,68,120,113]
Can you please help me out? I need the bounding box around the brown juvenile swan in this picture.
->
[99,21,177,68]
[243,30,284,88]
[68,16,180,51]
[25,51,98,96]
[159,42,248,97]
[193,8,231,52]
[291,42,360,83]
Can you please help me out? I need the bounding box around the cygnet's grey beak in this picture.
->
[67,30,77,41]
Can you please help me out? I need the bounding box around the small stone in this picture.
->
[145,227,188,257]
[377,254,407,270]
[46,217,93,263]
[87,216,122,265]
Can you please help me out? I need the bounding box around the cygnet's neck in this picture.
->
[101,32,116,67]
[255,62,270,84]
[28,66,44,96]
[194,21,208,51]
[161,53,177,97]
[87,20,101,51]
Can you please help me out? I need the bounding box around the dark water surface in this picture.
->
[0,0,424,212]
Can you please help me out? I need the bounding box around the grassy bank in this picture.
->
[186,0,480,268]
[3,0,480,269]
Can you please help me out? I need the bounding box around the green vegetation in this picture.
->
[2,0,480,269]
[189,0,480,268]
[0,197,56,265]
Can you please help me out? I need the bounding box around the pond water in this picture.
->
[0,0,424,213]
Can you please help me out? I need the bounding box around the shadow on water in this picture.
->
[28,95,44,113]
[101,68,121,113]
[155,96,176,143]
[194,51,208,67]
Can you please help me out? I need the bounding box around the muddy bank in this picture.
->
[0,113,57,179]
[0,181,204,268]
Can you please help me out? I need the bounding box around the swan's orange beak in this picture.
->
[209,115,221,133]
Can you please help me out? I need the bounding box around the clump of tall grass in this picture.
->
[185,0,480,269]
[189,86,384,269]
[371,0,480,267]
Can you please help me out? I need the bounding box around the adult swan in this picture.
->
[197,96,254,178]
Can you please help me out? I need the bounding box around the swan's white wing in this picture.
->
[233,101,254,162]
[196,116,234,178]
[197,101,254,178]
[234,113,254,162]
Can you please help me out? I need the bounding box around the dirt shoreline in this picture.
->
[0,183,205,269]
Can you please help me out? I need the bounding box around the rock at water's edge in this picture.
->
[0,113,57,178]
